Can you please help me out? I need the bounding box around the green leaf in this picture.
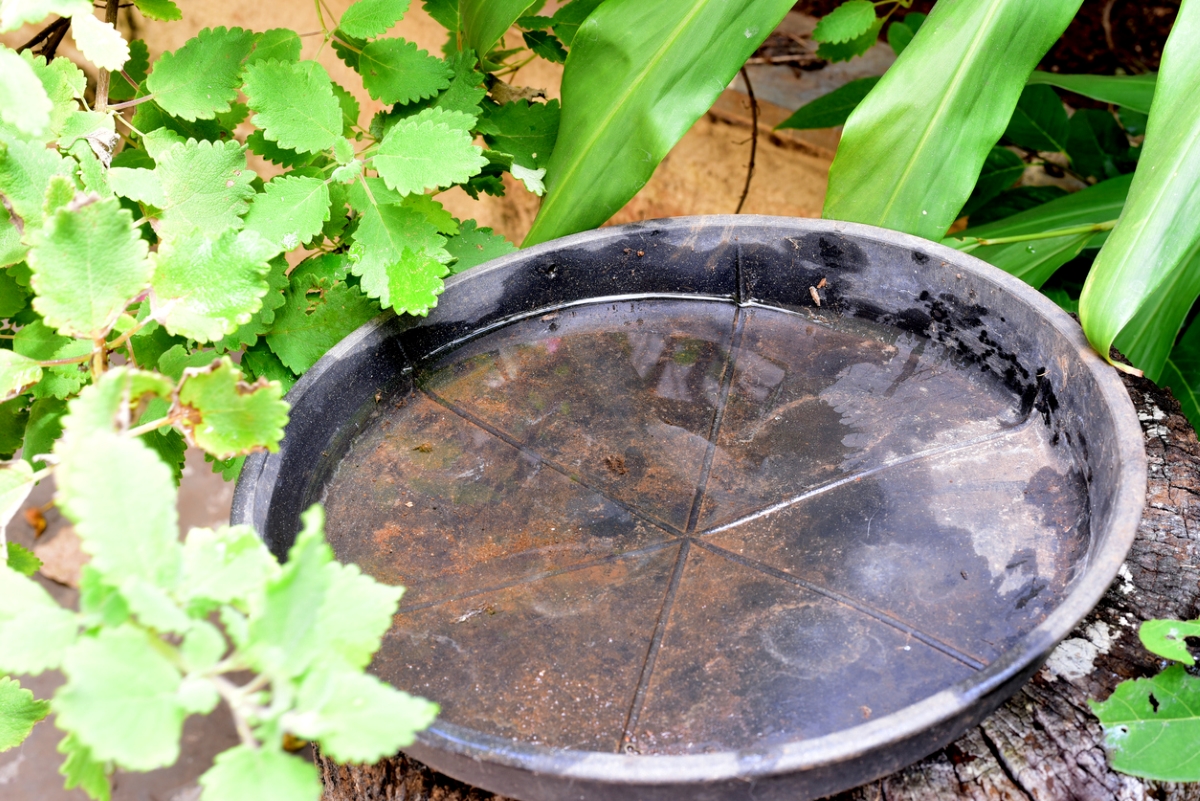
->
[550,0,604,46]
[316,558,404,670]
[0,0,89,32]
[823,0,1082,242]
[1067,108,1128,181]
[374,108,487,195]
[108,39,149,102]
[249,28,302,64]
[1162,320,1200,435]
[887,20,914,56]
[176,356,288,457]
[812,0,876,44]
[23,397,66,470]
[776,76,880,131]
[960,146,1026,219]
[1004,83,1069,153]
[289,668,435,762]
[0,396,27,459]
[432,49,486,118]
[0,45,51,138]
[1139,619,1200,666]
[0,563,78,674]
[58,733,111,801]
[0,350,41,400]
[1080,2,1200,381]
[72,13,129,72]
[422,0,459,33]
[1091,664,1200,781]
[523,0,792,245]
[151,228,276,343]
[340,0,410,38]
[0,138,72,231]
[214,255,289,352]
[243,175,330,252]
[146,27,256,121]
[28,197,151,339]
[14,320,91,401]
[402,193,458,234]
[199,745,320,801]
[6,541,41,577]
[179,524,280,606]
[949,175,1130,288]
[523,30,567,63]
[132,0,181,20]
[0,676,49,751]
[244,59,343,154]
[241,343,296,393]
[968,185,1068,227]
[1028,70,1156,115]
[348,202,450,312]
[476,99,559,169]
[266,258,379,373]
[460,0,536,57]
[156,138,257,238]
[357,38,452,105]
[108,166,166,207]
[246,130,315,169]
[57,625,185,771]
[0,458,33,541]
[331,83,361,135]
[815,16,881,63]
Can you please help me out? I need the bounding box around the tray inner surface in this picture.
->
[321,297,1090,756]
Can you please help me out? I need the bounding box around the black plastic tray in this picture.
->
[232,217,1145,801]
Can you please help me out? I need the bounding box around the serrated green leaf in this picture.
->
[176,356,288,457]
[477,99,559,170]
[0,395,28,458]
[348,201,449,310]
[151,228,276,343]
[243,175,331,251]
[358,38,452,105]
[0,675,49,751]
[330,82,360,135]
[244,59,343,154]
[199,745,320,801]
[812,0,876,44]
[179,524,280,606]
[58,732,111,801]
[14,320,91,401]
[78,565,129,630]
[249,28,302,64]
[0,458,32,544]
[108,38,149,102]
[142,426,187,486]
[157,344,217,381]
[776,76,880,131]
[155,138,257,238]
[0,563,78,674]
[23,396,66,470]
[5,541,39,576]
[318,558,403,670]
[340,0,410,38]
[1092,664,1200,781]
[0,350,41,401]
[432,49,486,118]
[385,248,448,315]
[523,29,566,63]
[960,146,1026,219]
[265,275,377,374]
[444,220,515,273]
[822,0,1082,241]
[214,255,289,352]
[0,45,51,138]
[108,166,166,207]
[403,193,458,234]
[815,16,881,63]
[146,27,256,121]
[1139,619,1200,665]
[27,197,150,338]
[132,0,181,20]
[289,668,435,762]
[461,0,536,57]
[0,138,72,231]
[245,130,315,169]
[422,0,459,32]
[179,620,227,673]
[133,102,226,147]
[331,30,365,71]
[241,342,296,393]
[374,108,487,195]
[1028,70,1156,115]
[57,625,185,771]
[0,0,89,32]
[1005,83,1069,153]
[72,13,129,71]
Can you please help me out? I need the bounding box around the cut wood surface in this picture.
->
[319,372,1200,801]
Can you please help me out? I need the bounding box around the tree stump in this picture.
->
[319,372,1200,801]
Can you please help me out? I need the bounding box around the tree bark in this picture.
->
[320,372,1200,801]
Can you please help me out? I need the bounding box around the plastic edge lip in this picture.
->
[231,214,1147,785]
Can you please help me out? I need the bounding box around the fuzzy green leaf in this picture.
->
[815,16,881,63]
[1092,665,1200,781]
[156,138,257,238]
[0,45,51,137]
[0,0,89,32]
[1139,619,1200,666]
[432,49,486,118]
[176,356,288,457]
[0,138,72,231]
[14,320,91,400]
[384,248,449,315]
[178,524,280,606]
[776,76,880,131]
[812,0,876,44]
[244,59,343,154]
[265,256,378,373]
[23,397,66,470]
[72,13,129,71]
[5,542,40,576]
[108,38,149,102]
[108,166,166,207]
[146,27,255,120]
[0,563,78,674]
[374,108,487,195]
[132,0,181,20]
[57,625,185,771]
[340,0,410,38]
[0,350,41,401]
[214,255,289,352]
[241,343,296,392]
[522,30,566,63]
[28,197,151,339]
[0,396,28,459]
[0,676,49,751]
[243,175,331,251]
[58,733,111,801]
[289,668,435,762]
[332,82,360,134]
[151,228,276,342]
[358,38,451,105]
[249,28,302,64]
[199,745,320,801]
[476,99,559,169]
[347,202,449,311]
[245,130,316,169]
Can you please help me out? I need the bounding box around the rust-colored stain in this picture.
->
[320,298,1090,756]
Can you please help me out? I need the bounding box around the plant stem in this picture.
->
[211,676,262,749]
[91,336,108,378]
[94,0,121,112]
[126,416,172,438]
[16,17,69,53]
[108,94,156,111]
[950,220,1117,252]
[735,66,758,215]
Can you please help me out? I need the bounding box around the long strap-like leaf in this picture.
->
[822,0,1081,242]
[459,0,537,59]
[522,0,793,246]
[1080,0,1200,380]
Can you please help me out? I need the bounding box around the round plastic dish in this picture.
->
[232,217,1145,801]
